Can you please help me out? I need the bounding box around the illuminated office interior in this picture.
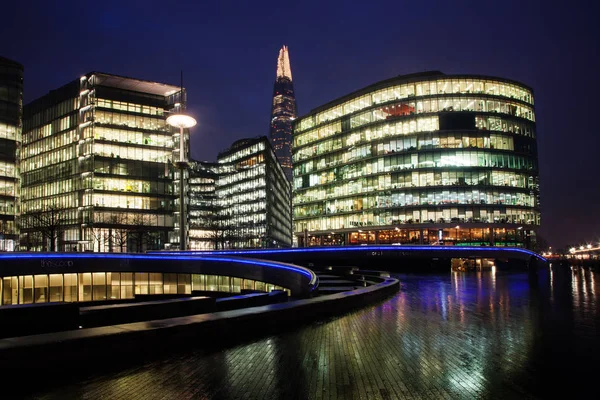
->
[292,72,540,248]
[20,72,186,252]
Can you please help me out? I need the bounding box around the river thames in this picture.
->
[25,264,598,399]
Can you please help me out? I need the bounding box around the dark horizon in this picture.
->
[2,0,598,249]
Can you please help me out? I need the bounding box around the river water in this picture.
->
[27,265,599,399]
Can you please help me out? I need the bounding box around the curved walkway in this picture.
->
[15,266,599,399]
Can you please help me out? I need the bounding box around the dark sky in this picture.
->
[1,0,598,249]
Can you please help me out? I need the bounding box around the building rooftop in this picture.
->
[90,72,182,97]
[306,70,532,115]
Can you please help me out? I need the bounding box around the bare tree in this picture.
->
[202,200,227,250]
[106,214,128,253]
[130,214,153,253]
[25,204,68,252]
[89,225,110,252]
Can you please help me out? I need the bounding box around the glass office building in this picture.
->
[269,45,297,182]
[188,136,292,250]
[21,72,185,252]
[292,71,540,248]
[0,57,23,251]
[188,160,221,250]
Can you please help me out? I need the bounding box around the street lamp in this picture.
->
[166,114,196,251]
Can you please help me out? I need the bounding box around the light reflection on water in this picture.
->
[27,265,599,399]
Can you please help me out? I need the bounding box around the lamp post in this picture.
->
[166,114,196,250]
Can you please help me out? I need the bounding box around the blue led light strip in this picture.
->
[150,245,547,262]
[0,253,315,281]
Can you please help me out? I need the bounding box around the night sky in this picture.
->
[2,0,598,249]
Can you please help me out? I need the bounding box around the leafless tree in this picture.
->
[107,214,128,253]
[25,204,68,252]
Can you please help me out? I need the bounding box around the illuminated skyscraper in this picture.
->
[269,45,297,182]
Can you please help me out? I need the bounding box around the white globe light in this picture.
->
[167,114,197,128]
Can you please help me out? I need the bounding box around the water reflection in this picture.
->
[26,266,599,399]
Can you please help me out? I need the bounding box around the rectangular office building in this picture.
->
[21,72,185,252]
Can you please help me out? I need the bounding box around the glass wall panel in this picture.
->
[92,272,107,301]
[109,272,120,299]
[178,274,191,294]
[64,273,77,302]
[206,275,218,291]
[164,273,178,294]
[134,272,148,295]
[192,274,205,291]
[231,277,242,293]
[49,274,63,302]
[20,275,33,304]
[121,273,133,299]
[218,276,230,293]
[79,273,92,301]
[149,273,163,295]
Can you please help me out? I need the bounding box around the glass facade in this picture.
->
[269,46,297,182]
[188,136,293,250]
[0,271,289,305]
[0,57,22,251]
[293,72,540,248]
[21,73,184,252]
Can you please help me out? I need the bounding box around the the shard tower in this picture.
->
[269,45,297,182]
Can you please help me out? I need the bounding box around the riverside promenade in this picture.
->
[13,265,598,399]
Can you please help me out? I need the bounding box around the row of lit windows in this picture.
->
[219,188,266,207]
[343,97,534,132]
[23,115,74,145]
[0,180,17,197]
[218,142,266,163]
[0,198,15,215]
[296,78,533,132]
[307,227,527,246]
[0,161,16,178]
[21,160,77,187]
[91,211,174,227]
[295,133,522,174]
[22,145,76,173]
[96,98,165,116]
[93,160,172,179]
[94,143,171,163]
[95,110,167,132]
[0,272,288,306]
[216,164,265,187]
[295,208,539,233]
[24,98,78,131]
[21,192,78,214]
[0,122,18,141]
[295,170,535,204]
[21,179,75,201]
[295,114,535,152]
[92,177,173,195]
[21,128,77,158]
[218,177,266,198]
[91,194,173,211]
[94,127,173,148]
[295,190,537,218]
[294,152,536,190]
[295,116,438,150]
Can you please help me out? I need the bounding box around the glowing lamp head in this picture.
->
[167,114,197,129]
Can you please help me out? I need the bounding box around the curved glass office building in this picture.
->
[292,71,540,248]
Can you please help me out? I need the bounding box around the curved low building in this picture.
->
[292,71,540,248]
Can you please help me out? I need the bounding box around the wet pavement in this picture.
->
[22,265,599,399]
